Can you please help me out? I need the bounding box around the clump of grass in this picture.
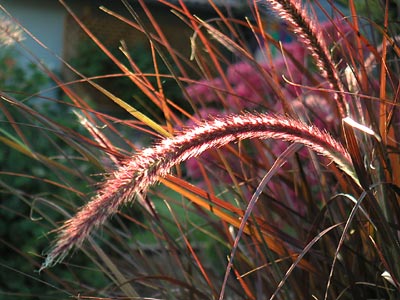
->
[1,0,400,299]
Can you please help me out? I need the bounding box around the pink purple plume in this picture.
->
[42,112,354,269]
[265,0,347,116]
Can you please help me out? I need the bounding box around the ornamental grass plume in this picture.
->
[264,0,347,116]
[42,112,355,269]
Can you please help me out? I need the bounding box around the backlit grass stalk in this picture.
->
[265,0,347,117]
[42,112,356,269]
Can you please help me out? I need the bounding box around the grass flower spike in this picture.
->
[265,0,347,116]
[42,112,355,269]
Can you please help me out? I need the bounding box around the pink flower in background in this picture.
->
[320,20,353,46]
[280,42,307,64]
[304,94,335,129]
[226,82,264,110]
[185,78,224,104]
[272,42,308,97]
[227,62,257,84]
[185,41,310,113]
[289,94,335,129]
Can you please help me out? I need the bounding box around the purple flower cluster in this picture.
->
[185,43,307,112]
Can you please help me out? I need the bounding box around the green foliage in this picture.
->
[0,48,108,299]
[69,40,186,118]
[335,0,399,25]
[0,49,47,98]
